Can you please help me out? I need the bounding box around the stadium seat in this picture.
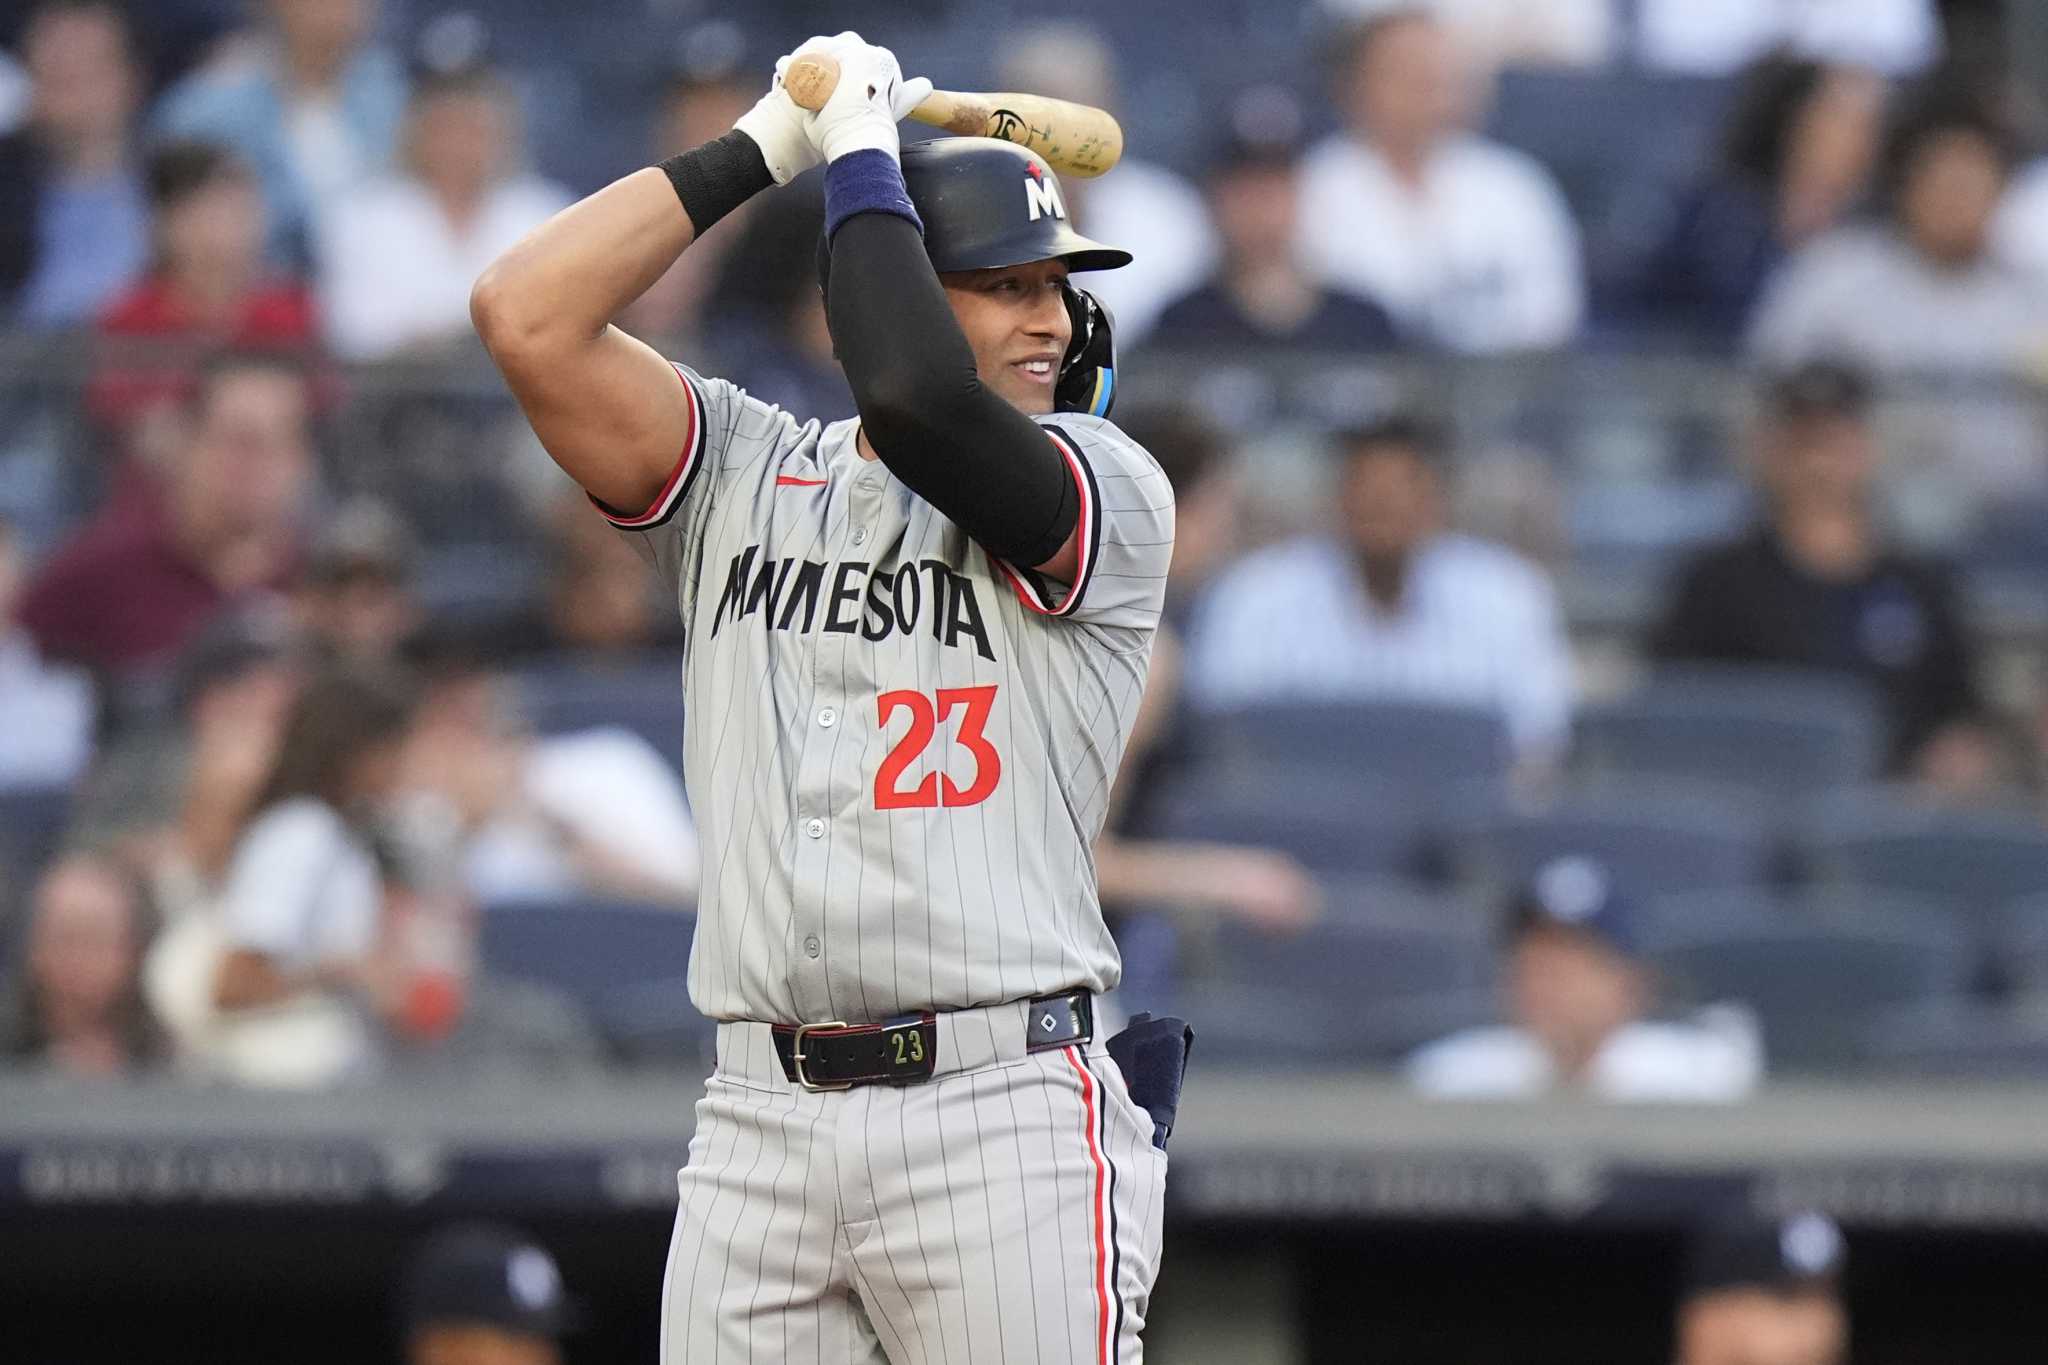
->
[511,654,686,766]
[1858,998,2048,1079]
[1208,698,1512,791]
[477,897,703,1057]
[1175,911,1494,1066]
[1149,772,1434,881]
[1573,667,1884,803]
[0,783,72,906]
[1641,890,1974,1072]
[1801,798,2048,920]
[1989,897,2048,995]
[1446,781,1772,900]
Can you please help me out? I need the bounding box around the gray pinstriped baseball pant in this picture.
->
[660,1000,1166,1363]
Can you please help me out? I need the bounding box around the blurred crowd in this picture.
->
[3,0,2048,1104]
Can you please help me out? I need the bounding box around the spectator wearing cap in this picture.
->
[0,515,95,790]
[89,140,320,463]
[1296,8,1585,353]
[991,22,1217,343]
[1630,55,1886,348]
[1652,361,1997,798]
[1184,414,1574,774]
[151,0,406,265]
[620,20,766,351]
[1154,86,1399,353]
[20,350,315,681]
[1406,856,1763,1101]
[1748,87,2048,510]
[400,1222,574,1365]
[318,46,571,360]
[298,496,420,664]
[0,0,150,327]
[0,851,169,1078]
[1676,1211,1848,1365]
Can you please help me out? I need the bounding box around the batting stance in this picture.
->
[472,31,1184,1363]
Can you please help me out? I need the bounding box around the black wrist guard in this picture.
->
[659,129,774,236]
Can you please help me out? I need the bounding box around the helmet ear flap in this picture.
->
[1055,285,1118,417]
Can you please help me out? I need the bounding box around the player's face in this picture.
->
[1677,1288,1848,1365]
[940,259,1074,417]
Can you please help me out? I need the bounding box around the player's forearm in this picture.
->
[827,209,1078,565]
[473,131,774,357]
[471,169,699,356]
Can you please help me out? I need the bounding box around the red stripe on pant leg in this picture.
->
[1064,1046,1113,1365]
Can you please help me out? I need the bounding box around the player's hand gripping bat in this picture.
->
[783,53,1124,179]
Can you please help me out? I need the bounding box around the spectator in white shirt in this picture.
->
[1184,415,1573,770]
[993,22,1218,344]
[317,60,570,359]
[0,516,94,790]
[1634,0,1939,78]
[1749,89,2048,514]
[205,663,419,1084]
[1296,9,1585,352]
[1407,856,1763,1102]
[1323,0,1615,70]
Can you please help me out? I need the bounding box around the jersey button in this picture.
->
[803,935,821,958]
[817,707,838,728]
[851,527,868,546]
[804,817,826,839]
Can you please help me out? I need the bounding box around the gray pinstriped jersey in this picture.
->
[598,362,1174,1026]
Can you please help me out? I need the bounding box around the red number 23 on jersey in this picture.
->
[873,685,1002,810]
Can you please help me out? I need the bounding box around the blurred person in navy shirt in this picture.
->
[1155,85,1398,353]
[1633,55,1885,347]
[1652,360,1997,797]
[0,0,150,326]
[0,851,168,1078]
[20,349,314,682]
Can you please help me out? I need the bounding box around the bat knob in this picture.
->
[783,53,840,113]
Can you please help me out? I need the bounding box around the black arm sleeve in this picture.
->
[825,212,1079,568]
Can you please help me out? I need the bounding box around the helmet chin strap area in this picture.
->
[1055,285,1118,418]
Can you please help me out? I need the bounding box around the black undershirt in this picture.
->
[823,212,1079,569]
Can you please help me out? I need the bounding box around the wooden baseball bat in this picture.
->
[782,53,1124,179]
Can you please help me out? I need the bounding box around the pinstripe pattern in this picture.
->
[606,364,1173,1361]
[663,1026,1167,1362]
[601,368,1174,1026]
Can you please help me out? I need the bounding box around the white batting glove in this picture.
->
[795,31,934,165]
[730,40,828,185]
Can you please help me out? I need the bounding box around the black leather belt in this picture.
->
[771,989,1094,1090]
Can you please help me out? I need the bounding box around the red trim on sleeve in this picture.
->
[589,363,704,529]
[993,429,1097,617]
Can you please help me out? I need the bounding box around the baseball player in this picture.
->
[472,31,1181,1364]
